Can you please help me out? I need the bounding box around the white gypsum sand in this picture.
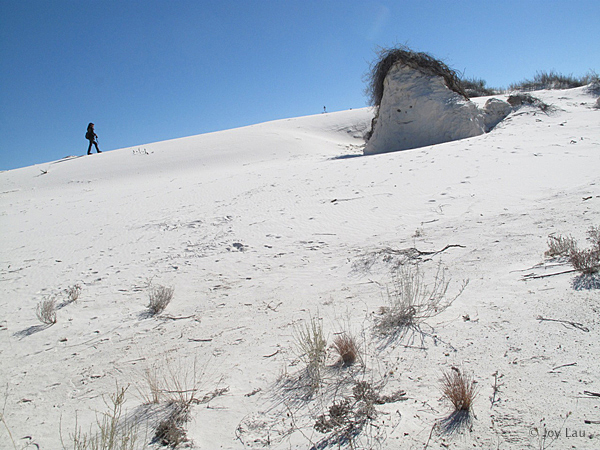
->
[1,86,599,449]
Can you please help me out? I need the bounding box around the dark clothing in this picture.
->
[87,139,100,154]
[86,124,100,154]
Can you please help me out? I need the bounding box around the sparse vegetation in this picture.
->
[331,333,359,367]
[441,367,478,413]
[545,234,577,258]
[587,225,600,251]
[62,385,140,450]
[314,380,407,447]
[545,226,600,274]
[36,297,57,325]
[152,402,188,448]
[140,356,212,447]
[569,247,600,274]
[374,263,467,344]
[294,316,327,394]
[142,356,205,407]
[147,285,174,316]
[65,284,82,304]
[509,70,599,92]
[460,77,500,97]
[438,367,478,434]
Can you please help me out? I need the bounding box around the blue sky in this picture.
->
[1,0,598,170]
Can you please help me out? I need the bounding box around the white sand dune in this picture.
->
[1,87,599,449]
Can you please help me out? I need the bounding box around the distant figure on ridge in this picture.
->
[86,123,101,155]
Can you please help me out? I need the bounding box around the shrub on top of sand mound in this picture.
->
[363,46,490,155]
[365,46,468,108]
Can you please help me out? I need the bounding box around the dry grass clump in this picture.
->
[587,225,600,251]
[147,285,174,316]
[63,385,140,450]
[142,357,206,407]
[141,356,213,448]
[331,333,359,367]
[65,284,82,303]
[569,226,600,274]
[152,403,189,448]
[375,263,467,343]
[36,297,57,325]
[545,234,577,258]
[365,45,467,108]
[294,316,327,394]
[569,248,600,274]
[546,226,600,274]
[314,380,407,446]
[441,368,478,413]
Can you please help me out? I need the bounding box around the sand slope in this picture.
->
[1,87,599,449]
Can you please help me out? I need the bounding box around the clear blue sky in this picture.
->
[1,0,598,170]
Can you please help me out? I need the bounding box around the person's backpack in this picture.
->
[86,130,94,140]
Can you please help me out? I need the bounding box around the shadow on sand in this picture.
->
[572,273,600,290]
[14,323,51,338]
[438,409,474,435]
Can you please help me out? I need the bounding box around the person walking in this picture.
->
[86,123,101,155]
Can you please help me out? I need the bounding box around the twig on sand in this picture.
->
[162,314,197,321]
[423,422,437,449]
[387,244,466,258]
[536,316,589,332]
[584,391,600,398]
[549,362,577,372]
[354,244,466,274]
[490,371,502,408]
[522,269,578,280]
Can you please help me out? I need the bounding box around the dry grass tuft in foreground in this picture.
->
[62,385,140,450]
[294,316,327,394]
[152,402,189,448]
[331,333,359,367]
[375,263,467,346]
[441,367,478,413]
[314,380,407,447]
